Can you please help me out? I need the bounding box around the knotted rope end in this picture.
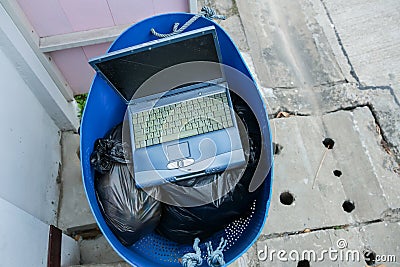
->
[151,6,226,38]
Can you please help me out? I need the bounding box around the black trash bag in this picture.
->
[156,93,262,244]
[90,126,127,174]
[91,123,161,246]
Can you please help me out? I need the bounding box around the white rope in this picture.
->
[206,237,228,267]
[181,238,203,267]
[151,7,226,38]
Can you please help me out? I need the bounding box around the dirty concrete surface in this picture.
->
[59,0,400,265]
[216,0,400,265]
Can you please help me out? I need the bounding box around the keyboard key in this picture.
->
[214,110,225,117]
[135,135,145,141]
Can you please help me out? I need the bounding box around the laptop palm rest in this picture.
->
[166,142,194,169]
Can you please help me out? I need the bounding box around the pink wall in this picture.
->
[17,0,190,95]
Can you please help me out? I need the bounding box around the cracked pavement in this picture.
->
[199,0,400,266]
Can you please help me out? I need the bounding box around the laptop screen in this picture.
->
[93,31,222,101]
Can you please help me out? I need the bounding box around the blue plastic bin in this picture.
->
[81,13,273,266]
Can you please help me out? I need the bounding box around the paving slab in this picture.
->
[228,244,258,267]
[322,108,395,220]
[79,235,123,265]
[346,109,400,210]
[265,114,351,235]
[257,82,400,162]
[235,0,344,89]
[358,222,400,266]
[321,0,400,100]
[58,132,96,231]
[366,89,400,163]
[306,0,356,84]
[263,107,399,235]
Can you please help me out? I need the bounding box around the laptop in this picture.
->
[89,26,245,188]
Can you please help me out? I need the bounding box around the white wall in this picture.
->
[0,3,81,265]
[0,48,61,225]
[0,1,80,226]
[0,198,80,267]
[0,197,49,267]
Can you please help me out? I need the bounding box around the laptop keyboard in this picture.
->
[132,92,234,149]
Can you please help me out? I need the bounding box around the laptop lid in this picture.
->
[89,26,224,103]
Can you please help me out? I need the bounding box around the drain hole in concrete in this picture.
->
[273,142,283,155]
[322,138,335,149]
[333,170,342,177]
[297,260,310,267]
[342,200,355,213]
[280,191,294,205]
[364,249,376,266]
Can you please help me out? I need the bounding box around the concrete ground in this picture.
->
[57,0,400,266]
[219,0,400,265]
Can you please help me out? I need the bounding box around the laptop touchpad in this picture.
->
[166,142,190,161]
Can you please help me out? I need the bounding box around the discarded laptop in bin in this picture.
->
[81,12,273,267]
